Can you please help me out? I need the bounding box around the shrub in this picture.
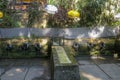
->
[114,38,120,54]
[0,38,48,58]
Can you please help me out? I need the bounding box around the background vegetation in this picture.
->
[0,0,120,28]
[0,0,20,27]
[72,38,119,56]
[0,38,49,58]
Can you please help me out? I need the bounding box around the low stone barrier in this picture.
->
[0,27,119,39]
[51,46,80,80]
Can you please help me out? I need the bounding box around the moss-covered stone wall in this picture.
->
[51,46,80,80]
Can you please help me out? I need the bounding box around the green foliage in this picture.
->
[47,0,82,28]
[74,38,115,56]
[0,0,120,28]
[47,6,68,28]
[114,38,120,54]
[112,20,120,26]
[0,38,48,58]
[64,46,77,56]
[79,0,103,26]
[79,0,120,27]
[52,46,77,65]
[27,2,40,27]
[0,0,20,28]
[2,13,19,27]
[47,0,120,27]
[117,8,120,13]
[89,44,100,56]
[0,0,8,11]
[48,0,56,5]
[78,44,89,55]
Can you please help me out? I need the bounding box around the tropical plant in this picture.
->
[47,0,120,27]
[0,0,8,11]
[1,0,120,28]
[27,2,40,27]
[79,0,120,27]
[0,0,20,27]
[47,0,81,28]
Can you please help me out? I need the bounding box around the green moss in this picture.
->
[54,46,71,64]
[52,46,77,66]
[0,38,48,58]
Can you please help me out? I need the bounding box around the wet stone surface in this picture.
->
[77,56,120,80]
[0,57,120,80]
[0,59,51,80]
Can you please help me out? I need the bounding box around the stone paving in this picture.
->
[77,56,120,80]
[0,59,51,80]
[0,57,120,80]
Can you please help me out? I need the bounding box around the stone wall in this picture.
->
[0,26,119,39]
[51,46,80,80]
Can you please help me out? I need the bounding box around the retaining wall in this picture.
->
[0,26,119,39]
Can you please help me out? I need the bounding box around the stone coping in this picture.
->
[54,46,71,64]
[52,46,77,66]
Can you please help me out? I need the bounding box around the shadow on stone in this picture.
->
[32,75,50,80]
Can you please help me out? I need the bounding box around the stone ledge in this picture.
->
[51,46,80,80]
